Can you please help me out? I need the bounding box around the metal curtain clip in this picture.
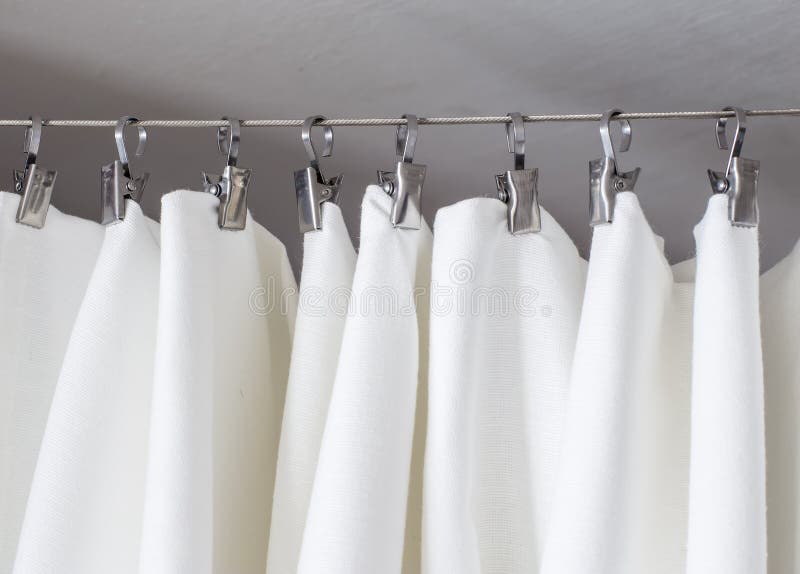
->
[202,117,250,230]
[377,114,426,229]
[100,116,149,225]
[13,116,57,228]
[494,112,541,234]
[589,108,641,226]
[294,115,343,233]
[707,106,759,227]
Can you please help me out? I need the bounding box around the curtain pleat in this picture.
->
[540,192,694,573]
[138,190,296,574]
[267,203,356,574]
[0,183,794,573]
[761,239,800,573]
[422,198,586,573]
[686,194,766,573]
[12,201,160,573]
[0,191,103,572]
[296,186,432,574]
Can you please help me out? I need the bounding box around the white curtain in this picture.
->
[1,186,796,573]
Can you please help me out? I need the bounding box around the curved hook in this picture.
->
[217,117,241,167]
[114,116,147,171]
[599,108,632,166]
[396,114,418,164]
[504,112,526,171]
[23,116,43,167]
[715,106,747,176]
[302,115,334,175]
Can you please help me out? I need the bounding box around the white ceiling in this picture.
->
[1,0,799,270]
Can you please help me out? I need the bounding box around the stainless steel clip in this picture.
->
[495,112,540,234]
[100,116,149,225]
[377,114,425,229]
[202,117,250,230]
[707,107,758,227]
[294,115,342,233]
[13,116,57,228]
[589,108,640,226]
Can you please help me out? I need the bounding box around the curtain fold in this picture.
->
[138,190,296,574]
[13,200,160,573]
[761,239,800,573]
[422,198,586,573]
[685,194,766,574]
[296,186,432,574]
[0,191,103,573]
[267,202,356,574]
[540,192,694,573]
[0,184,793,573]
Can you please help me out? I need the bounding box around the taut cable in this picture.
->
[1,108,800,128]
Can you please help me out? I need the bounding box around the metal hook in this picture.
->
[100,116,149,225]
[599,108,632,166]
[589,108,640,226]
[494,112,540,234]
[396,114,418,164]
[295,115,343,233]
[302,115,334,176]
[714,106,747,178]
[200,117,250,230]
[217,117,241,167]
[22,116,43,167]
[504,112,526,171]
[114,116,147,174]
[13,115,57,228]
[706,106,758,226]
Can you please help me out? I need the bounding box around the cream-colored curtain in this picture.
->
[1,186,794,574]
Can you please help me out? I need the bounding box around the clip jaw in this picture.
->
[496,169,540,234]
[378,114,425,230]
[495,113,541,234]
[589,109,640,226]
[13,116,57,229]
[202,118,250,230]
[589,157,640,226]
[295,115,343,233]
[294,167,342,233]
[101,116,149,225]
[707,107,759,227]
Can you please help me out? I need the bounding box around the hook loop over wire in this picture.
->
[23,116,43,167]
[114,116,147,171]
[302,115,334,176]
[715,106,747,177]
[504,112,526,171]
[217,117,241,167]
[396,114,418,164]
[599,108,632,167]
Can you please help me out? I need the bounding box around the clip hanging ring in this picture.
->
[302,115,334,176]
[114,116,147,174]
[599,108,632,166]
[217,117,241,167]
[396,114,418,164]
[23,116,43,168]
[504,112,526,171]
[714,106,747,178]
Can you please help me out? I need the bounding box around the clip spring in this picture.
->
[495,112,541,234]
[202,117,251,230]
[589,108,641,226]
[294,115,343,233]
[13,116,58,228]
